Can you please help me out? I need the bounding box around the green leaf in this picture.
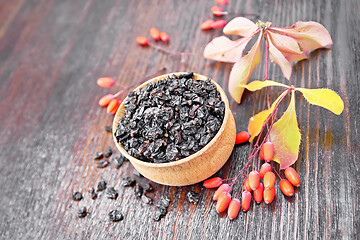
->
[248,91,288,142]
[269,91,301,169]
[296,88,344,115]
[240,80,289,92]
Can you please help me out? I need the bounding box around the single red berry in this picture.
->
[264,187,276,204]
[149,27,160,40]
[203,177,223,188]
[160,32,170,42]
[263,171,276,189]
[235,131,250,144]
[241,191,252,211]
[213,184,231,200]
[216,192,231,213]
[242,176,252,192]
[97,77,115,88]
[285,167,301,187]
[253,183,264,203]
[136,36,149,46]
[98,94,114,107]
[263,141,274,161]
[259,146,265,160]
[259,162,272,178]
[279,179,295,197]
[211,5,224,16]
[200,19,215,30]
[214,0,228,6]
[227,198,241,220]
[107,99,120,115]
[210,20,227,29]
[249,170,260,190]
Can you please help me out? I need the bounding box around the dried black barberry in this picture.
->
[112,155,124,168]
[108,210,124,222]
[106,187,118,199]
[77,207,87,218]
[122,177,135,187]
[72,192,83,201]
[104,146,113,158]
[104,126,112,132]
[88,188,97,200]
[143,183,153,192]
[96,159,109,168]
[97,180,107,191]
[93,152,103,160]
[157,196,170,208]
[141,195,153,205]
[134,184,143,199]
[115,73,224,163]
[187,191,200,204]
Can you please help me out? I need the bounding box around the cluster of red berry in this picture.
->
[136,28,170,47]
[203,131,301,220]
[200,0,229,30]
[96,78,122,115]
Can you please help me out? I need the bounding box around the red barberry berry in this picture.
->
[264,187,276,204]
[227,198,240,220]
[253,183,264,203]
[203,177,223,188]
[213,184,230,200]
[97,77,115,88]
[235,131,250,144]
[107,99,120,115]
[98,94,114,107]
[259,146,265,160]
[149,27,160,40]
[259,162,272,178]
[241,191,252,211]
[243,176,252,192]
[249,170,260,190]
[216,192,231,213]
[279,179,294,197]
[136,36,149,46]
[200,19,214,30]
[211,5,224,16]
[262,141,274,161]
[160,32,170,42]
[285,167,301,187]
[214,0,228,6]
[263,171,276,189]
[210,20,227,29]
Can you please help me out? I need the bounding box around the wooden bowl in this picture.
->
[112,72,236,186]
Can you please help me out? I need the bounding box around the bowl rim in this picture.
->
[112,72,231,168]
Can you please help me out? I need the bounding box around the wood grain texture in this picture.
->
[0,0,359,239]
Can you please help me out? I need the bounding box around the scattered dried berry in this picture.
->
[72,192,83,201]
[150,27,161,40]
[200,19,215,30]
[187,191,200,204]
[104,126,112,132]
[108,210,124,222]
[235,131,250,144]
[134,184,144,199]
[136,36,150,46]
[112,155,124,168]
[160,32,170,42]
[210,20,227,29]
[143,183,153,192]
[93,152,103,160]
[285,167,301,187]
[157,196,170,208]
[104,146,113,158]
[98,94,114,107]
[203,177,222,188]
[97,180,107,191]
[122,177,136,187]
[96,159,109,168]
[88,188,97,200]
[141,194,153,204]
[213,184,231,200]
[106,187,118,199]
[77,207,87,218]
[154,206,167,221]
[97,77,115,88]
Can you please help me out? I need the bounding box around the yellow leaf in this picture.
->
[269,91,301,169]
[240,80,289,92]
[296,88,344,115]
[248,91,288,141]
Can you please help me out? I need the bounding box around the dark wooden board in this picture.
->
[0,0,359,239]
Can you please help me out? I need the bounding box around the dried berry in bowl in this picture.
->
[112,72,236,186]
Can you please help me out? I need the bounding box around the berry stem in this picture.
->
[273,167,282,180]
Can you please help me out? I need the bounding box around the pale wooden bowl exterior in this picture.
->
[113,72,236,186]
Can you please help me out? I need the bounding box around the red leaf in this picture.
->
[223,17,258,37]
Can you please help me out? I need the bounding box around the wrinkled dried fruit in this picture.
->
[264,186,276,204]
[106,187,118,199]
[72,192,82,201]
[143,183,153,192]
[134,184,144,198]
[97,180,107,191]
[235,131,250,144]
[93,152,103,160]
[96,159,109,168]
[203,177,223,188]
[88,188,97,200]
[187,191,200,204]
[263,171,276,189]
[141,194,153,204]
[211,20,227,29]
[160,32,170,42]
[112,155,124,168]
[98,94,114,107]
[259,162,272,178]
[241,191,252,211]
[150,27,161,40]
[77,207,87,218]
[109,210,123,222]
[104,146,113,158]
[279,179,294,197]
[122,177,135,187]
[201,19,215,30]
[249,170,260,190]
[216,192,231,213]
[253,183,264,203]
[213,184,231,200]
[97,77,115,88]
[285,167,301,187]
[227,198,241,220]
[262,141,274,161]
[104,126,112,132]
[136,36,149,46]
